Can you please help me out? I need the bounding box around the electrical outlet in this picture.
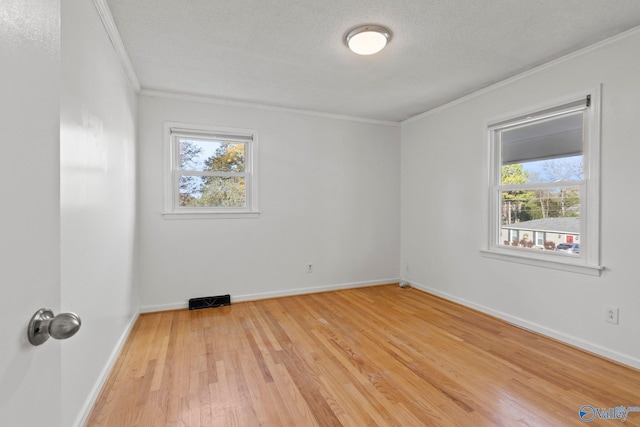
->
[604,305,619,325]
[307,264,313,273]
[405,263,409,272]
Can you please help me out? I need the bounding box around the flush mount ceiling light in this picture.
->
[344,25,392,55]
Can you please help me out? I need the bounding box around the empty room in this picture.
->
[2,0,640,426]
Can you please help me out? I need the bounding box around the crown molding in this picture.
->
[140,88,401,127]
[93,0,141,92]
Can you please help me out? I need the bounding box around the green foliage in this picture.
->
[204,143,245,173]
[501,164,529,185]
[501,164,534,224]
[198,176,245,207]
[501,162,580,225]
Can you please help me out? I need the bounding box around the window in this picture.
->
[482,88,601,275]
[164,123,259,219]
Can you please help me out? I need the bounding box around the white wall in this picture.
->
[60,1,138,425]
[0,0,62,424]
[138,96,401,310]
[401,28,640,368]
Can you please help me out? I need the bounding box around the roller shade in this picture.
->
[489,96,589,165]
[501,112,583,165]
[170,128,253,143]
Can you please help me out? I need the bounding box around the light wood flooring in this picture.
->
[86,285,640,426]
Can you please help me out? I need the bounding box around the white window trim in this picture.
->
[480,86,602,276]
[163,121,260,219]
[534,231,544,247]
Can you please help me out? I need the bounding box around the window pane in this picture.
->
[179,175,204,202]
[178,138,245,173]
[179,176,246,208]
[501,156,583,185]
[499,187,580,253]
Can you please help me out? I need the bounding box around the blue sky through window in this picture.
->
[521,155,583,183]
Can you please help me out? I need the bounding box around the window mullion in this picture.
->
[179,170,245,178]
[499,180,584,192]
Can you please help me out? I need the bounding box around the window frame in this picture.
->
[163,122,260,219]
[480,87,602,275]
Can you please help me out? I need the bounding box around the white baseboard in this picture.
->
[407,280,640,371]
[139,278,400,313]
[73,309,140,427]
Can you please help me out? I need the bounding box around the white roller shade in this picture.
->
[501,113,583,164]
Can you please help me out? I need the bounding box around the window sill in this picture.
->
[479,249,603,276]
[163,211,261,220]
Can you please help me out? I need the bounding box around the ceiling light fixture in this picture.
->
[344,25,392,55]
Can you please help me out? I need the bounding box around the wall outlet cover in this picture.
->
[604,305,619,325]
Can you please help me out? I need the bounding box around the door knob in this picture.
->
[28,308,81,346]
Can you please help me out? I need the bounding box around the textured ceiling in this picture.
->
[105,0,640,122]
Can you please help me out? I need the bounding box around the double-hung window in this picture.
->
[164,123,259,219]
[482,88,601,275]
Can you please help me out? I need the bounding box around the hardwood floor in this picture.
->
[86,285,640,426]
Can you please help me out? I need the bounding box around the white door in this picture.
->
[0,0,64,425]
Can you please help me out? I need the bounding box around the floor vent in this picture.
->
[188,294,231,310]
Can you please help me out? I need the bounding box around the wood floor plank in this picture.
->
[86,285,640,426]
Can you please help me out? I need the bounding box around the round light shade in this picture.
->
[345,25,392,55]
